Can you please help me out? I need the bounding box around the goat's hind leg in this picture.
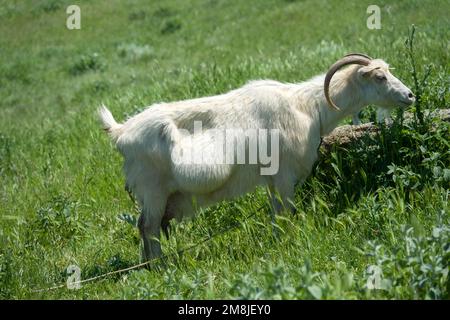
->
[138,209,163,263]
[137,192,167,263]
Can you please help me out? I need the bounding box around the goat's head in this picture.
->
[324,53,415,111]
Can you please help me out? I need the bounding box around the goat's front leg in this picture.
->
[269,178,297,216]
[266,181,296,240]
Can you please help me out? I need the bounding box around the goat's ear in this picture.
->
[358,66,380,78]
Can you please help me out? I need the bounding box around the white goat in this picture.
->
[99,53,414,261]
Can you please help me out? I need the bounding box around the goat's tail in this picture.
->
[98,104,123,142]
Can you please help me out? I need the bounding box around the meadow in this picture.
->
[0,0,449,299]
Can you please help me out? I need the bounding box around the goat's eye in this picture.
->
[376,75,387,81]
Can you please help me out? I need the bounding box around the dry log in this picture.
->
[321,108,450,151]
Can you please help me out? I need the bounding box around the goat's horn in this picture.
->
[324,55,371,111]
[344,52,373,60]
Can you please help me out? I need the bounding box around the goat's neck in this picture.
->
[316,73,364,136]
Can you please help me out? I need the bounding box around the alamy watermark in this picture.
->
[66,264,81,289]
[171,121,280,176]
[66,5,81,30]
[367,5,381,30]
[366,265,391,290]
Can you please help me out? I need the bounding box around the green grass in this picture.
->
[0,0,449,299]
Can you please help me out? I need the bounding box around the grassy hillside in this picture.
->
[0,0,449,299]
